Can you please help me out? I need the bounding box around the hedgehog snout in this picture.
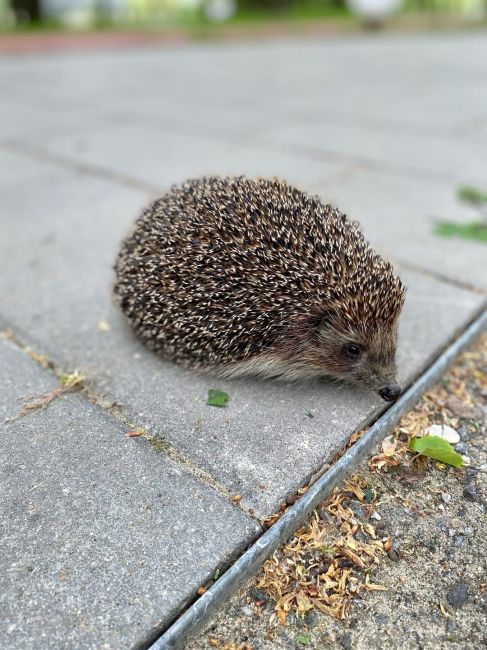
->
[378,385,402,402]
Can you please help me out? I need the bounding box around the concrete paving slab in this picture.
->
[7,119,345,193]
[311,168,487,292]
[0,338,259,650]
[254,118,486,184]
[3,36,486,209]
[0,151,484,517]
[2,34,487,135]
[3,35,486,191]
[0,99,122,145]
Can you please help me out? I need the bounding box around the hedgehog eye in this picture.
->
[345,344,361,360]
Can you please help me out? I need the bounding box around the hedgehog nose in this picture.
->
[378,385,401,402]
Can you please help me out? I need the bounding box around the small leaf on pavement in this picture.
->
[409,435,463,468]
[207,388,229,407]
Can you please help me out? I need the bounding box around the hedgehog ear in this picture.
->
[307,313,331,333]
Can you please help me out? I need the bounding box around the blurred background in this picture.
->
[1,0,486,375]
[1,0,486,35]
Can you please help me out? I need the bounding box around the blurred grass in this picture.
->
[434,221,487,243]
[1,1,350,33]
[220,0,350,24]
[1,0,486,35]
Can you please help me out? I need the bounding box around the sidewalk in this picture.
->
[1,32,486,649]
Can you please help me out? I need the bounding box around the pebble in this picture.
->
[425,424,460,444]
[454,442,469,455]
[249,587,268,603]
[464,468,479,482]
[305,611,319,628]
[349,502,365,517]
[436,520,449,533]
[463,482,479,502]
[452,534,466,548]
[375,613,389,625]
[441,492,452,505]
[370,511,382,521]
[446,582,469,608]
[241,606,253,617]
[340,633,353,649]
[387,549,400,562]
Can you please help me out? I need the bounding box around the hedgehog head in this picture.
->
[268,267,406,401]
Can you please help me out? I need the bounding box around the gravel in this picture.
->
[447,583,470,609]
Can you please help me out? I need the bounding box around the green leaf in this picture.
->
[296,633,311,646]
[457,185,487,205]
[409,435,463,468]
[207,388,229,407]
[363,487,375,503]
[434,221,487,243]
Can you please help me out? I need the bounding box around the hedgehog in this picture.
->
[114,176,406,402]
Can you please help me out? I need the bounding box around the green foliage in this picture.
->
[434,221,487,243]
[207,388,229,407]
[229,0,350,23]
[296,633,311,646]
[409,435,463,468]
[363,487,375,503]
[458,185,487,206]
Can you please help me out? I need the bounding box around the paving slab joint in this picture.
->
[397,260,487,296]
[0,325,261,523]
[0,137,163,195]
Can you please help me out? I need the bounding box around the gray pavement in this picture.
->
[0,338,259,650]
[1,32,487,649]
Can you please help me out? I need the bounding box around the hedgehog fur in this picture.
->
[114,177,406,401]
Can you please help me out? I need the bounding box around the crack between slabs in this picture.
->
[124,111,460,185]
[1,115,460,194]
[0,325,261,525]
[0,137,163,195]
[396,260,487,296]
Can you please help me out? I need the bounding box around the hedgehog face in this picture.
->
[308,317,402,401]
[266,312,402,400]
[325,327,400,399]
